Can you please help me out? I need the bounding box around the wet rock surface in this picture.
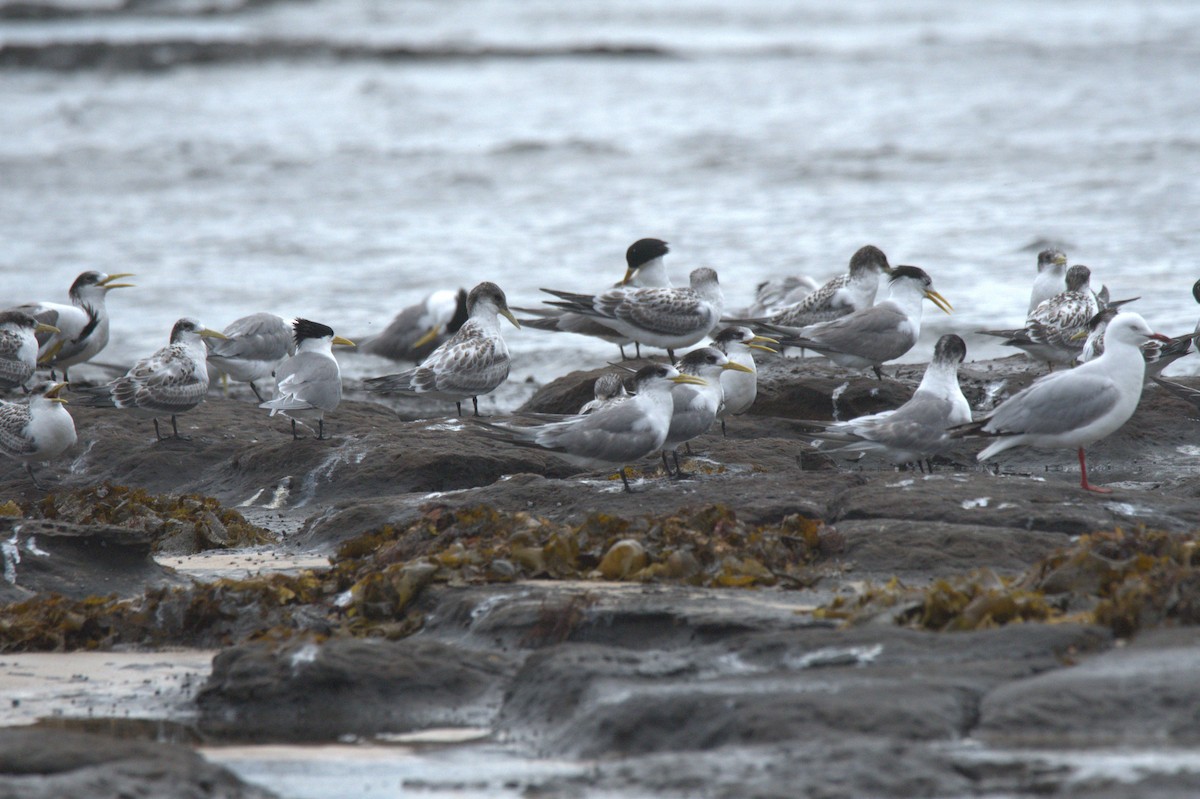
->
[2,358,1200,796]
[0,727,277,799]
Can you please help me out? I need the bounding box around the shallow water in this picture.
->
[3,0,1200,389]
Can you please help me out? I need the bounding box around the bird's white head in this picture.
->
[1106,312,1170,348]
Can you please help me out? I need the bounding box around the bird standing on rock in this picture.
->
[473,363,706,492]
[365,282,520,417]
[804,334,971,470]
[660,346,753,477]
[542,266,724,364]
[955,312,1169,493]
[15,270,134,382]
[260,319,354,440]
[75,318,227,441]
[0,381,76,489]
[0,311,60,392]
[709,325,777,436]
[205,312,296,402]
[771,265,952,379]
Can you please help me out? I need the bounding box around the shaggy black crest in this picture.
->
[68,271,105,298]
[169,318,203,343]
[626,238,670,270]
[292,318,335,343]
[634,363,674,386]
[712,326,749,345]
[678,346,725,374]
[888,265,932,285]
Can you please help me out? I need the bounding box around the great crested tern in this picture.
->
[980,264,1105,368]
[661,345,753,476]
[764,244,893,328]
[260,318,354,440]
[709,325,777,436]
[15,271,134,382]
[1028,248,1069,315]
[205,312,296,402]
[0,381,76,489]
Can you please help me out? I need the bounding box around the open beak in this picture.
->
[199,328,229,340]
[722,361,755,374]
[46,382,69,404]
[925,289,953,314]
[332,335,356,347]
[411,326,441,349]
[748,343,778,353]
[35,322,60,335]
[100,273,136,289]
[750,334,779,345]
[671,374,708,386]
[500,308,522,330]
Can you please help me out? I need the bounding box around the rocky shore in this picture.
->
[3,354,1200,798]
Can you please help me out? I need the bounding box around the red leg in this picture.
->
[1078,447,1112,494]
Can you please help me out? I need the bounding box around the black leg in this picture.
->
[721,418,727,437]
[25,463,46,491]
[672,451,693,480]
[316,419,325,440]
[170,415,190,440]
[635,342,642,359]
[291,419,300,440]
[455,401,463,417]
[472,396,480,417]
[249,381,267,403]
[668,348,676,365]
[619,466,632,493]
[661,451,673,476]
[153,418,164,441]
[873,365,884,380]
[618,345,629,361]
[684,442,693,455]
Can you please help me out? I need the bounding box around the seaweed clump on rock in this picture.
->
[820,527,1200,637]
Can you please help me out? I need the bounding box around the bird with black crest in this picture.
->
[260,318,355,440]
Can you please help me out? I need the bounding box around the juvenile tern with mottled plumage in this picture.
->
[955,312,1168,493]
[365,282,520,417]
[75,318,227,441]
[980,264,1103,368]
[764,245,892,328]
[772,266,952,379]
[0,381,76,489]
[542,267,724,363]
[260,319,354,440]
[205,312,296,402]
[710,326,777,436]
[579,373,630,415]
[360,288,469,363]
[15,271,134,381]
[805,334,971,468]
[474,363,705,492]
[0,311,59,391]
[519,238,672,360]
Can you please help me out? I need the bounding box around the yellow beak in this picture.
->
[748,343,778,353]
[1069,327,1090,342]
[411,326,440,349]
[925,289,953,314]
[500,308,522,330]
[46,382,69,403]
[671,374,708,386]
[750,334,779,345]
[620,267,637,285]
[1054,253,1068,266]
[722,361,755,374]
[100,273,136,289]
[332,335,356,347]
[199,328,229,340]
[35,322,61,335]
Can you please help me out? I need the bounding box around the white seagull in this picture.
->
[76,318,227,440]
[520,238,673,360]
[955,312,1169,493]
[365,282,520,417]
[260,319,354,440]
[359,288,469,363]
[15,270,134,382]
[0,311,59,392]
[0,381,76,489]
[205,312,296,402]
[474,363,706,492]
[542,267,724,363]
[661,345,753,476]
[709,325,777,436]
[773,265,953,379]
[806,334,971,469]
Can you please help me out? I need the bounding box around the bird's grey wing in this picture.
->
[210,313,292,361]
[769,275,846,325]
[984,371,1119,436]
[803,305,911,359]
[12,303,61,348]
[270,353,341,410]
[610,289,712,336]
[538,400,662,463]
[115,346,207,413]
[0,402,34,457]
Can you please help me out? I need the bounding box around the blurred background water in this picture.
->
[2,0,1199,399]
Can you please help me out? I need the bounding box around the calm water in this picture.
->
[2,0,1200,391]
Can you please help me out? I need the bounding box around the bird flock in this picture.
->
[2,240,1196,494]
